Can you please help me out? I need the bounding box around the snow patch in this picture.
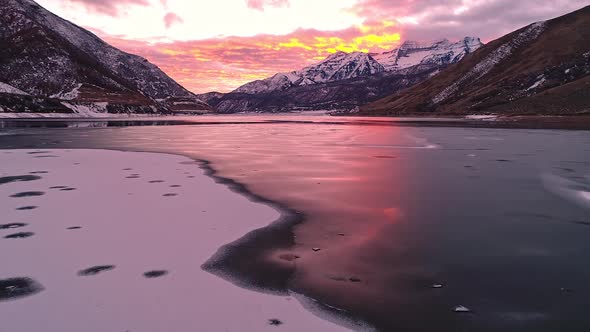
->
[465,115,498,120]
[50,83,82,100]
[61,101,108,115]
[526,76,546,91]
[0,82,29,95]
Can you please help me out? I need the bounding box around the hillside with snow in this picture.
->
[235,52,386,94]
[372,37,482,71]
[234,37,482,95]
[360,6,590,115]
[0,0,210,115]
[200,37,483,112]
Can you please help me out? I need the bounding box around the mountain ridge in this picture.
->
[201,37,483,113]
[0,0,210,115]
[359,6,590,115]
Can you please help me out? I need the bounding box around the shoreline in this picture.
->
[106,149,374,330]
[1,114,590,130]
[0,149,361,331]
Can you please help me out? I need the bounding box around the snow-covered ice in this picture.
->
[0,149,353,332]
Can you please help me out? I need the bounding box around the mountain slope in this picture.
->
[0,0,210,114]
[235,52,385,94]
[360,6,590,115]
[205,37,482,113]
[372,37,482,71]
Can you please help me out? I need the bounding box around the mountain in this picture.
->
[372,37,482,71]
[235,52,385,94]
[0,0,210,115]
[201,37,483,113]
[360,6,590,116]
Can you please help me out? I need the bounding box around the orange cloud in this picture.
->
[98,21,403,93]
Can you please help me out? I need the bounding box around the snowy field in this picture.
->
[0,149,353,332]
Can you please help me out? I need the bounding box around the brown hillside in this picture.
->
[360,6,590,115]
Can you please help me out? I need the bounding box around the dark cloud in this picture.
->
[354,0,590,41]
[65,0,150,16]
[164,12,183,28]
[246,0,290,11]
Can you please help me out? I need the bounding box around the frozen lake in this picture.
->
[1,115,589,331]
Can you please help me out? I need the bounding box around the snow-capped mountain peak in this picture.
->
[234,37,483,94]
[235,51,385,94]
[298,51,384,83]
[372,36,483,71]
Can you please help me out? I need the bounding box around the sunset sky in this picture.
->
[36,0,588,93]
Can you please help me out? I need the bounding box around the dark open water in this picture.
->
[1,115,590,331]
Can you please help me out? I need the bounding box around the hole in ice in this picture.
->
[10,191,45,198]
[4,232,34,239]
[78,265,115,276]
[16,206,37,211]
[0,278,44,301]
[0,223,28,230]
[268,319,283,326]
[143,270,168,278]
[0,175,41,185]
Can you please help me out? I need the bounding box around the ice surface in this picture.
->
[0,149,353,332]
[542,173,590,210]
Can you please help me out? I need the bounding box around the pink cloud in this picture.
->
[81,0,588,92]
[65,0,150,16]
[95,21,403,93]
[246,0,290,11]
[164,12,183,29]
